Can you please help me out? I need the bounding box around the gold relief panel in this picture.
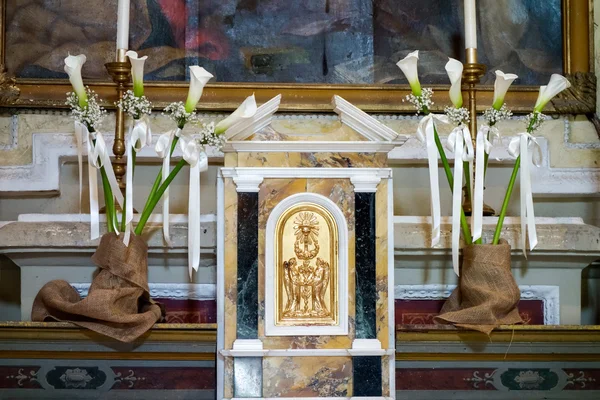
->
[275,203,338,328]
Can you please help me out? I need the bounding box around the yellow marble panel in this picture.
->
[224,153,238,167]
[224,178,238,350]
[262,356,352,397]
[375,180,389,345]
[301,152,388,168]
[237,152,302,167]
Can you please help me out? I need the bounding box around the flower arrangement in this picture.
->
[64,52,257,278]
[396,50,571,273]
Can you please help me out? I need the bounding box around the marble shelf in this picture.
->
[1,215,599,324]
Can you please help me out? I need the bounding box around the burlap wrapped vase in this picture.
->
[32,233,164,343]
[434,239,522,334]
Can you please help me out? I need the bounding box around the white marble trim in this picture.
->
[395,284,560,325]
[221,167,393,180]
[264,193,349,336]
[72,283,216,300]
[221,348,395,357]
[229,397,392,400]
[216,171,225,400]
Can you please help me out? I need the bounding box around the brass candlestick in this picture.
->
[462,48,495,216]
[105,54,131,190]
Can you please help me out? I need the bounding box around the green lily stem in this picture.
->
[492,156,520,244]
[134,158,187,236]
[100,167,116,233]
[431,124,473,245]
[139,136,181,223]
[492,113,539,244]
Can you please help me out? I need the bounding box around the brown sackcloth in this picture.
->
[31,233,164,343]
[434,240,522,335]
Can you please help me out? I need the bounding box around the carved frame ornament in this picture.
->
[0,0,594,114]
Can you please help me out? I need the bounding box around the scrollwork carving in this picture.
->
[551,72,596,114]
[0,66,20,105]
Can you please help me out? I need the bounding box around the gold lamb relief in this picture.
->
[275,203,338,327]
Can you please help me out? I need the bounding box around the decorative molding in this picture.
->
[332,95,402,142]
[221,167,392,180]
[395,284,560,325]
[350,175,381,193]
[0,133,221,194]
[551,72,596,114]
[232,175,263,193]
[224,94,281,141]
[0,68,20,105]
[228,339,267,357]
[349,339,386,356]
[228,397,390,400]
[265,193,349,336]
[225,140,399,153]
[221,348,395,358]
[72,283,216,300]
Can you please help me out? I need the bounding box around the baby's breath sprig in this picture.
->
[193,121,225,150]
[525,111,547,133]
[404,87,434,114]
[444,106,470,126]
[163,101,197,129]
[117,90,152,120]
[66,87,107,131]
[483,104,513,126]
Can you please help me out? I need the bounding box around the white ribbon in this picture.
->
[472,125,493,242]
[123,117,152,245]
[417,114,449,247]
[179,135,208,280]
[86,129,124,236]
[507,132,542,255]
[445,125,473,276]
[155,128,181,245]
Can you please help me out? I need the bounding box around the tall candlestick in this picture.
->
[116,0,130,59]
[464,0,477,50]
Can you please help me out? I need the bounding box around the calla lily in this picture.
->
[184,66,214,113]
[126,50,148,97]
[396,50,422,96]
[492,71,518,110]
[64,54,88,108]
[534,74,571,112]
[214,94,258,135]
[445,58,463,108]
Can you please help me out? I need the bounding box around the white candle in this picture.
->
[116,0,130,50]
[464,0,477,49]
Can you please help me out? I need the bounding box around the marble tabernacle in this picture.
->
[217,96,403,399]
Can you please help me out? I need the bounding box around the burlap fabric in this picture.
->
[32,233,164,342]
[434,240,522,335]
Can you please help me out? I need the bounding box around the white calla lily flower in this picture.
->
[534,74,571,112]
[126,50,148,97]
[215,94,258,135]
[492,71,518,110]
[184,66,214,113]
[445,58,463,108]
[64,54,88,108]
[396,50,422,96]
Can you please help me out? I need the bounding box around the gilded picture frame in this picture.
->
[0,0,593,114]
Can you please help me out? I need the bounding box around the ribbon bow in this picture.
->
[507,132,542,255]
[155,128,181,245]
[445,125,473,276]
[179,135,208,280]
[123,117,152,245]
[79,126,124,239]
[416,113,449,247]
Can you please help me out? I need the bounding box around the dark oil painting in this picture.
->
[6,0,562,85]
